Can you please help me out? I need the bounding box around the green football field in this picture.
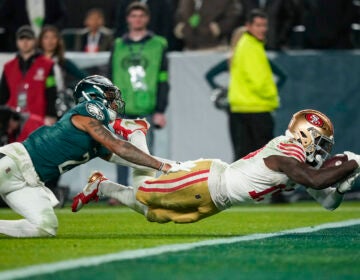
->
[0,201,359,280]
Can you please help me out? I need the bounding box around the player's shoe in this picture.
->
[72,171,108,212]
[111,118,150,140]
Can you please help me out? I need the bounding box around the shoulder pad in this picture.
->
[274,136,306,163]
[73,100,110,123]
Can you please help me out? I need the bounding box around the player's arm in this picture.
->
[72,115,171,172]
[264,155,358,189]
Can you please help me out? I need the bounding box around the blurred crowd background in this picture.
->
[0,0,360,53]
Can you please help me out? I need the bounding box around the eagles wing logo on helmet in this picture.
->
[305,113,324,127]
[86,103,105,121]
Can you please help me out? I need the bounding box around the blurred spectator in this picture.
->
[0,0,67,52]
[0,105,44,145]
[109,2,169,202]
[167,0,184,51]
[114,0,173,49]
[228,10,279,160]
[0,25,57,128]
[174,0,241,50]
[38,25,87,117]
[239,0,296,50]
[301,0,355,49]
[205,26,286,110]
[74,8,114,52]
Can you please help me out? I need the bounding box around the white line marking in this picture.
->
[0,219,359,280]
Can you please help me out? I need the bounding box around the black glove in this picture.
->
[210,88,229,111]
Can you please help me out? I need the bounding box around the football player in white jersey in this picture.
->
[72,109,360,224]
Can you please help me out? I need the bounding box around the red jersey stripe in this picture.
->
[278,143,306,161]
[278,142,305,153]
[278,146,306,161]
[282,151,305,162]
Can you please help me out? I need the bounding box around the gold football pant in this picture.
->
[136,160,220,223]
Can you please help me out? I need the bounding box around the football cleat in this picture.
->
[111,118,150,140]
[72,171,108,212]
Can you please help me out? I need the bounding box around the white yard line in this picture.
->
[0,219,359,280]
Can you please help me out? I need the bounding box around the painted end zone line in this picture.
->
[1,219,359,280]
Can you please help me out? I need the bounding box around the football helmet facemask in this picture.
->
[286,109,334,168]
[74,75,125,121]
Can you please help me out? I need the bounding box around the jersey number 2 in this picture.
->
[58,152,90,174]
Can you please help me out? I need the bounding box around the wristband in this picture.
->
[158,162,165,171]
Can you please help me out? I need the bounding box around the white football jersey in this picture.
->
[209,135,306,209]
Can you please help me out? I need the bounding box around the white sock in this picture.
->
[0,219,50,237]
[99,180,148,215]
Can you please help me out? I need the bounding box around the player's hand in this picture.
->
[344,151,360,170]
[165,161,196,174]
[336,172,360,194]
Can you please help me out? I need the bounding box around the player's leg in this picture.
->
[0,187,58,237]
[146,208,201,223]
[136,160,221,223]
[0,155,58,237]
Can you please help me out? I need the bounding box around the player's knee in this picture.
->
[146,208,171,223]
[35,210,59,237]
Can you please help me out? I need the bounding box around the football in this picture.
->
[322,154,348,168]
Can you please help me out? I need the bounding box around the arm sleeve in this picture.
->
[205,59,229,89]
[0,71,10,105]
[155,45,169,113]
[45,67,58,117]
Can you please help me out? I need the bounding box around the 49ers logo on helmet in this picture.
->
[305,113,324,127]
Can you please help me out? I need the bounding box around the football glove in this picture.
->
[343,151,360,171]
[167,161,196,173]
[210,88,229,111]
[336,172,360,194]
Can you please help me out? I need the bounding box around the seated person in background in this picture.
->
[74,8,114,53]
[73,109,360,224]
